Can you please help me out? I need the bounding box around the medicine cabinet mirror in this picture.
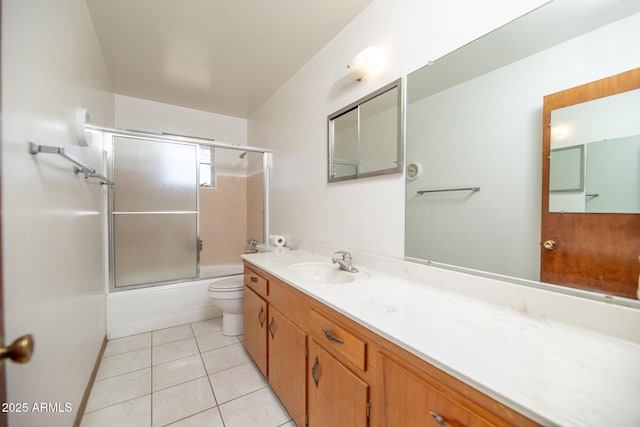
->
[328,79,402,182]
[404,0,640,304]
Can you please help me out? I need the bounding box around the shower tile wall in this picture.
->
[247,172,264,244]
[200,176,248,266]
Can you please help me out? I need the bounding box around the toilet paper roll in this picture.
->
[270,234,286,247]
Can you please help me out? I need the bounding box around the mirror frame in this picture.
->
[327,78,403,183]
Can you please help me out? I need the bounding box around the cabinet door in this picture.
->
[308,339,368,427]
[379,354,494,427]
[269,306,306,427]
[243,285,268,377]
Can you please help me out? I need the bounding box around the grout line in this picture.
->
[152,372,209,394]
[89,320,267,427]
[194,321,227,427]
[197,340,243,355]
[94,365,151,383]
[102,338,152,359]
[82,393,153,416]
[214,384,270,407]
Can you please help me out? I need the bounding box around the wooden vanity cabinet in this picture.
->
[244,266,268,298]
[243,262,539,427]
[308,338,369,427]
[268,306,307,427]
[242,285,268,377]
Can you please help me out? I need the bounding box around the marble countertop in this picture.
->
[242,249,640,427]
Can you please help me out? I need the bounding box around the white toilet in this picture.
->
[208,245,289,336]
[207,275,244,336]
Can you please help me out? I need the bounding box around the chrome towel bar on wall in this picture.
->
[417,186,480,195]
[28,142,113,186]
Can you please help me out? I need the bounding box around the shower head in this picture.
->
[238,151,247,159]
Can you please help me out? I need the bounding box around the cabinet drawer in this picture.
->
[244,267,268,297]
[310,309,366,371]
[380,354,495,427]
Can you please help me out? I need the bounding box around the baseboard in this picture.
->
[73,335,107,427]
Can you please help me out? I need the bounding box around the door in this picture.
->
[110,136,199,288]
[268,306,306,427]
[540,68,640,299]
[0,7,35,424]
[243,286,268,377]
[1,3,6,421]
[307,339,368,427]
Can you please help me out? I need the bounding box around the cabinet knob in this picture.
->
[429,411,450,427]
[543,240,557,250]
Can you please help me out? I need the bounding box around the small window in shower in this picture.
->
[199,145,215,187]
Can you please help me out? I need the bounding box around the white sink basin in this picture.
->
[289,262,359,284]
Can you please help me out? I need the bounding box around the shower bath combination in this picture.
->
[103,128,270,291]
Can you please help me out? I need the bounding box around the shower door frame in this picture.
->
[99,127,271,292]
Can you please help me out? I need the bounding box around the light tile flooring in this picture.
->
[81,318,295,427]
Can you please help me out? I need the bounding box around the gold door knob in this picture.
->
[543,240,557,251]
[0,334,34,364]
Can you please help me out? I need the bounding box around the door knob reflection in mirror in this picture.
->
[0,334,34,363]
[543,240,557,251]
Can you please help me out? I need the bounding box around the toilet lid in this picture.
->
[208,282,243,292]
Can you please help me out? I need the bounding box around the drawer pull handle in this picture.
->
[322,327,344,344]
[429,411,450,427]
[250,276,258,283]
[258,306,265,327]
[311,356,319,387]
[269,317,275,338]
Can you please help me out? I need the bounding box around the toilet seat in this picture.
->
[208,282,243,292]
[208,277,243,300]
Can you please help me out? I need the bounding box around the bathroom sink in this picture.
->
[289,262,358,284]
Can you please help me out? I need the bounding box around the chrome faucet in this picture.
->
[245,239,259,254]
[332,251,359,273]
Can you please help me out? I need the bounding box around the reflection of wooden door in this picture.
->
[540,68,640,299]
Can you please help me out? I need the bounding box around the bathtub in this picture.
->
[107,264,244,339]
[199,263,244,278]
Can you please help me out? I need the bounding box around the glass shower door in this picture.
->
[111,136,199,288]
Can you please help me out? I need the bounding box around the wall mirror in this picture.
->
[328,79,402,182]
[404,0,640,304]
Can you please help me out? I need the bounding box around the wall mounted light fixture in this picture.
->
[342,46,383,83]
[75,107,92,147]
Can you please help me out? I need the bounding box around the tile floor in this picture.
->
[81,318,295,427]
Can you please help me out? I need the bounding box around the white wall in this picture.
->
[248,0,547,257]
[115,95,248,145]
[406,13,640,280]
[2,1,114,426]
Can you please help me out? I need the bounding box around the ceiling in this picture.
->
[85,0,373,119]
